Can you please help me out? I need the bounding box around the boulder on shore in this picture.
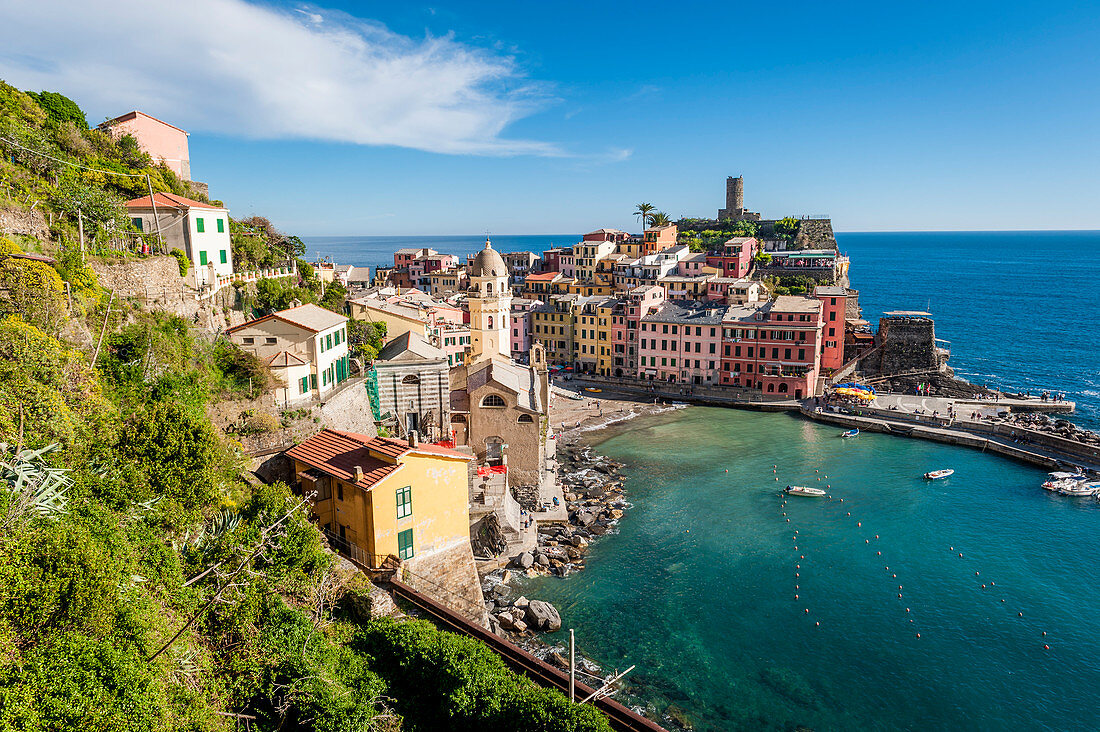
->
[526,600,563,632]
[513,551,534,569]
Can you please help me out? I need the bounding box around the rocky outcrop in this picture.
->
[525,600,562,632]
[471,513,508,557]
[341,574,397,622]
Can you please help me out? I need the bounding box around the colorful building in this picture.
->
[706,237,757,279]
[637,301,725,384]
[124,192,233,287]
[707,277,763,305]
[226,304,350,404]
[814,285,848,372]
[510,297,542,360]
[719,296,824,398]
[101,111,191,180]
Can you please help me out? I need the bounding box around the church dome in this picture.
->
[469,239,506,278]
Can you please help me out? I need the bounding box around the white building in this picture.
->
[225,304,350,405]
[124,192,233,287]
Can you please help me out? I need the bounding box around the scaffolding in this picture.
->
[365,367,382,421]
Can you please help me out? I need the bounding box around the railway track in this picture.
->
[389,579,668,732]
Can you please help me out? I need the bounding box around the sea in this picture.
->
[305,231,1100,730]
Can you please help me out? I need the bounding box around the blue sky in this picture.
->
[2,0,1099,234]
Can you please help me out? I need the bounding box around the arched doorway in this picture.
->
[485,436,504,466]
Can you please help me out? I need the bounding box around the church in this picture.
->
[449,240,551,490]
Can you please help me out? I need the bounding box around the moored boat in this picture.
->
[1057,481,1100,497]
[924,469,954,480]
[785,485,827,497]
[840,429,859,438]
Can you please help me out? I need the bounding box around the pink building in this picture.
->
[510,297,542,360]
[394,247,435,268]
[720,296,823,398]
[558,250,575,278]
[583,228,630,243]
[706,237,757,279]
[676,252,710,277]
[101,111,191,180]
[814,286,847,372]
[606,285,664,377]
[637,301,726,384]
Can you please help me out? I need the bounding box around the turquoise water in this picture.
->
[524,408,1100,731]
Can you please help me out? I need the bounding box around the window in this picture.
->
[798,349,806,360]
[396,486,412,519]
[518,414,534,423]
[219,250,227,264]
[132,217,143,231]
[265,337,277,344]
[397,528,414,560]
[199,251,208,266]
[337,483,344,501]
[326,334,333,350]
[481,394,506,407]
[402,374,420,384]
[196,218,205,233]
[300,376,309,393]
[243,337,254,345]
[217,218,225,233]
[309,374,317,389]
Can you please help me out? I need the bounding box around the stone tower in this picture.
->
[466,238,512,362]
[727,175,744,213]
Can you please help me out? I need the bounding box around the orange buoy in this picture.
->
[796,564,801,569]
[878,551,882,556]
[795,594,799,599]
[725,469,728,473]
[916,633,921,638]
[857,522,862,527]
[898,593,903,598]
[892,574,896,578]
[1044,644,1050,650]
[959,553,963,557]
[906,608,910,613]
[796,573,800,578]
[805,608,809,613]
[875,535,879,539]
[800,555,805,560]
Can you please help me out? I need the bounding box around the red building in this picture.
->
[814,286,847,372]
[720,296,824,398]
[706,236,757,279]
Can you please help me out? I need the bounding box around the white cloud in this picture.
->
[0,0,557,155]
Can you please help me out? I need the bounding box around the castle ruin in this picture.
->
[717,176,761,221]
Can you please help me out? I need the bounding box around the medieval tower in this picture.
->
[717,175,760,221]
[466,238,512,362]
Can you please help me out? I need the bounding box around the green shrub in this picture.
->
[356,617,612,732]
[169,248,189,277]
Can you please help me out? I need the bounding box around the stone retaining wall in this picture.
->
[0,207,50,241]
[402,538,489,627]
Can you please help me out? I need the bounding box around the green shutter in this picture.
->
[396,486,412,518]
[220,250,227,264]
[327,334,332,350]
[309,374,316,389]
[217,218,224,233]
[300,376,308,393]
[398,528,414,559]
[132,217,143,232]
[196,217,204,233]
[199,251,208,266]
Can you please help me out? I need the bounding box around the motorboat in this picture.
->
[1047,471,1087,482]
[785,485,827,497]
[924,469,954,480]
[840,429,859,439]
[1058,481,1100,497]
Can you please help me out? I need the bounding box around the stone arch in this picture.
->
[767,383,775,393]
[402,374,420,384]
[778,383,789,393]
[481,393,506,408]
[517,414,534,423]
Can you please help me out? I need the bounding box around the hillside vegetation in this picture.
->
[0,84,613,732]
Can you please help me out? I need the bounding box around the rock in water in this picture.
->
[526,600,563,632]
[513,595,530,609]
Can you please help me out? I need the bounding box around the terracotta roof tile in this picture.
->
[124,192,221,210]
[286,430,471,490]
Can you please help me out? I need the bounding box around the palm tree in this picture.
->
[650,211,672,227]
[634,202,655,230]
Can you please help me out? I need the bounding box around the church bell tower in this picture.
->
[467,238,512,362]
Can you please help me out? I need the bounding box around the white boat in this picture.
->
[785,485,827,497]
[1043,478,1075,491]
[1058,481,1100,497]
[840,429,859,439]
[924,469,954,480]
[1048,471,1087,482]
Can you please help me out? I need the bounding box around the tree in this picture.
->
[650,211,671,227]
[633,202,655,229]
[774,216,800,243]
[26,90,88,130]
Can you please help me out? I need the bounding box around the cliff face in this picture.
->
[795,219,837,250]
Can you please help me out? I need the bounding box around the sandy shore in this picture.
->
[549,380,687,441]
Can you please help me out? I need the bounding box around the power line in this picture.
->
[0,134,152,178]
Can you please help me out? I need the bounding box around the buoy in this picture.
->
[796,564,800,569]
[906,608,910,613]
[795,594,799,599]
[916,633,921,638]
[866,539,870,544]
[950,546,954,551]
[775,477,779,481]
[847,512,851,516]
[892,574,896,578]
[787,519,790,522]
[815,469,819,473]
[1044,644,1050,650]
[827,485,831,489]
[982,584,986,589]
[801,555,805,560]
[805,608,809,613]
[857,522,862,527]
[796,573,800,577]
[909,619,914,623]
[1001,599,1006,603]
[795,546,798,550]
[878,551,882,556]
[1042,631,1047,636]
[885,566,889,570]
[899,585,903,590]
[975,571,980,576]
[991,581,995,586]
[898,593,903,598]
[959,553,963,558]
[725,469,728,473]
[815,621,820,627]
[875,535,879,539]
[1018,612,1023,617]
[840,498,844,502]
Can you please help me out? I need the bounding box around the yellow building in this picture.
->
[574,298,601,372]
[596,299,616,376]
[287,429,472,567]
[531,294,578,366]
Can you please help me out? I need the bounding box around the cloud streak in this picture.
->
[0,0,556,155]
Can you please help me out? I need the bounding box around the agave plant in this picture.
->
[0,442,71,529]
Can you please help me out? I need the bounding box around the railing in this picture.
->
[199,264,297,300]
[321,527,395,572]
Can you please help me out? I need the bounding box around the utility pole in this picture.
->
[569,628,576,702]
[146,174,163,253]
[77,208,84,264]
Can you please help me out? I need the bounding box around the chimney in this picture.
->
[408,430,419,448]
[353,466,364,482]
